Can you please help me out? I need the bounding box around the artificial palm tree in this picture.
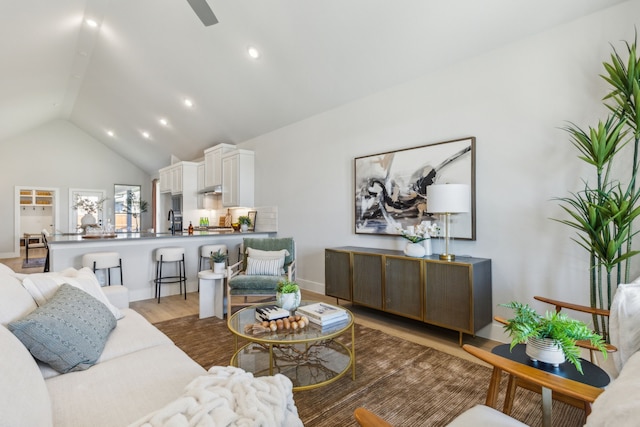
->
[555,33,640,340]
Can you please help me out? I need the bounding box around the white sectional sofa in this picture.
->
[0,265,302,427]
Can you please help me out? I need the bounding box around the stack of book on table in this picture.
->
[296,303,349,328]
[255,305,290,322]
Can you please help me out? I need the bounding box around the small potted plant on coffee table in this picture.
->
[210,249,227,274]
[501,301,608,374]
[238,216,251,232]
[276,280,301,312]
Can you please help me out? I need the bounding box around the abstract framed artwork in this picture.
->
[354,136,476,240]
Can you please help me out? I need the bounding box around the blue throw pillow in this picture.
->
[8,283,116,373]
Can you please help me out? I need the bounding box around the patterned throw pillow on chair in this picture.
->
[246,257,285,276]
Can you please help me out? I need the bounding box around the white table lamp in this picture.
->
[426,184,470,261]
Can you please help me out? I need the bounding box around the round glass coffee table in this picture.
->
[227,301,355,391]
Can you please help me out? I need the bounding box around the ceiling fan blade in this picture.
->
[186,0,219,26]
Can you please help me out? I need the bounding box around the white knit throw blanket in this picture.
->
[130,366,303,427]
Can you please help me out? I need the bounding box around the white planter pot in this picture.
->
[404,242,426,258]
[240,224,249,232]
[526,337,566,367]
[276,290,301,312]
[213,262,226,274]
[423,239,433,256]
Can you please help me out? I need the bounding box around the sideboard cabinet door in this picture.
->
[425,262,473,333]
[325,249,351,301]
[385,256,423,320]
[353,253,383,309]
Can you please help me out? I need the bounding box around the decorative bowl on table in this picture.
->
[231,222,240,231]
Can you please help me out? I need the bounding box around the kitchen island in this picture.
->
[47,231,273,301]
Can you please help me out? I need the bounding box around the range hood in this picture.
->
[199,185,222,195]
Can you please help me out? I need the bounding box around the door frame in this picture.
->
[11,186,60,258]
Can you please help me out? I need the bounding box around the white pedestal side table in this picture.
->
[198,270,226,319]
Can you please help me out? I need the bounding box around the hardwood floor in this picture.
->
[0,247,48,274]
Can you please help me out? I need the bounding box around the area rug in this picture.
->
[154,315,586,427]
[22,257,45,268]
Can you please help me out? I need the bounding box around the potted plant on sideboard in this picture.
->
[501,301,608,374]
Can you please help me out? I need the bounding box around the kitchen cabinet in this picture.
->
[221,149,254,207]
[159,162,198,195]
[159,166,173,193]
[204,143,236,188]
[325,246,492,345]
[197,162,205,209]
[171,165,183,194]
[196,162,216,210]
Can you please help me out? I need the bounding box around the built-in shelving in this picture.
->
[20,189,53,206]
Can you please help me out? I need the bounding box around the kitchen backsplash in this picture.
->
[207,206,278,232]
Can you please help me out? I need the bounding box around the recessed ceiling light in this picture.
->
[247,46,260,59]
[142,131,150,139]
[184,98,194,108]
[86,19,98,28]
[106,130,115,137]
[159,118,168,126]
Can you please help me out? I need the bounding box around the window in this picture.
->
[114,185,145,232]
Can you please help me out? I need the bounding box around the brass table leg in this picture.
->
[269,344,274,376]
[352,322,356,380]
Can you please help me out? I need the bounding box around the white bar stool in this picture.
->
[198,244,228,272]
[82,252,123,286]
[155,247,186,303]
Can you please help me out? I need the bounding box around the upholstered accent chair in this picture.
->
[226,237,296,317]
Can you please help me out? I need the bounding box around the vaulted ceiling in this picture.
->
[0,0,628,175]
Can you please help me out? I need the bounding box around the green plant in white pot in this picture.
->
[275,280,301,312]
[238,216,251,232]
[209,249,227,274]
[501,302,607,374]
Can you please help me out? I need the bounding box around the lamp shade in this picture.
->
[427,184,470,213]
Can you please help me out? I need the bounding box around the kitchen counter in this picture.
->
[48,231,273,301]
[47,230,246,244]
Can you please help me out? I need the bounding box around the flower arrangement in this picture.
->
[72,196,106,215]
[397,221,440,243]
[238,216,252,226]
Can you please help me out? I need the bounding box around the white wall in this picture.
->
[239,1,640,340]
[0,119,152,257]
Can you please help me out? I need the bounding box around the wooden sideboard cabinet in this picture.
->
[325,246,492,345]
